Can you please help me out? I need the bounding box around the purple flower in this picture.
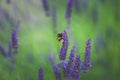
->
[0,45,7,57]
[11,28,18,54]
[53,65,61,80]
[42,0,49,16]
[65,0,75,25]
[59,30,69,60]
[70,54,81,80]
[81,38,92,73]
[48,54,55,66]
[11,28,18,48]
[63,46,75,77]
[52,6,57,33]
[38,67,44,80]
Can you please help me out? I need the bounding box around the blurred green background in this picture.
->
[0,0,120,80]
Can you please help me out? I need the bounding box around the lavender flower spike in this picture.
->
[12,28,18,49]
[65,0,75,25]
[38,67,44,80]
[59,30,69,60]
[63,46,75,77]
[42,0,49,16]
[53,65,61,80]
[70,54,81,80]
[82,38,92,73]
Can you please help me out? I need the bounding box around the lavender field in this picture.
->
[0,0,120,80]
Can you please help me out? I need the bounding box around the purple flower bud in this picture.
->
[63,46,75,77]
[42,0,49,16]
[70,54,81,80]
[65,0,75,25]
[82,38,92,73]
[53,65,61,80]
[38,67,44,80]
[59,30,69,60]
[0,45,7,57]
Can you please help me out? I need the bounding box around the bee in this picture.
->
[57,33,63,41]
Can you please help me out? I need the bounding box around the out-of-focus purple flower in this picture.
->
[65,0,75,25]
[81,38,92,73]
[83,0,88,12]
[74,0,80,13]
[100,0,105,4]
[63,46,75,77]
[48,54,55,66]
[70,54,81,80]
[38,67,44,80]
[0,45,7,57]
[53,64,61,80]
[11,28,18,54]
[16,78,18,80]
[95,32,106,52]
[59,30,69,60]
[42,0,49,16]
[106,26,113,38]
[15,20,21,33]
[11,28,18,48]
[52,6,57,34]
[6,0,11,4]
[92,5,98,24]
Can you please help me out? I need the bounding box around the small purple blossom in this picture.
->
[63,46,75,77]
[65,0,75,25]
[70,54,81,80]
[59,30,69,60]
[38,67,44,80]
[53,65,61,80]
[42,0,49,16]
[81,38,92,73]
